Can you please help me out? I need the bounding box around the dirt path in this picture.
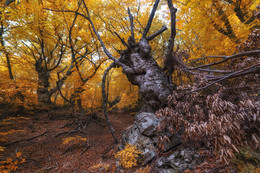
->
[0,111,134,172]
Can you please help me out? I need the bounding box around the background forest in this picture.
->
[0,0,259,172]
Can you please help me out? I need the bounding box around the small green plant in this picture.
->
[115,143,142,169]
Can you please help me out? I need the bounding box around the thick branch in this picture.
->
[0,22,13,79]
[146,25,167,41]
[166,0,177,56]
[49,64,74,95]
[4,0,15,6]
[127,8,136,45]
[142,0,160,38]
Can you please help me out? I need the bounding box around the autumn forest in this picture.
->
[0,0,259,172]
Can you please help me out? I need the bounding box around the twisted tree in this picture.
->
[85,0,178,113]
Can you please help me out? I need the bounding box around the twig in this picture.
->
[5,130,48,147]
[82,2,133,74]
[92,119,106,127]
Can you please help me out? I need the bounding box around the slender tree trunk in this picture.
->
[0,22,13,80]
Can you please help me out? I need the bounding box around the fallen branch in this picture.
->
[5,130,48,147]
[55,129,86,137]
[79,140,91,156]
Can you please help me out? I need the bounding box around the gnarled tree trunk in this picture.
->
[119,39,175,112]
[83,0,177,113]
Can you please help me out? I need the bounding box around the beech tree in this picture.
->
[60,0,178,113]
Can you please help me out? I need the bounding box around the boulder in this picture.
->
[135,112,161,137]
[121,124,157,164]
[154,147,202,173]
[120,112,202,172]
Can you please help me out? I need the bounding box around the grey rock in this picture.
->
[135,112,161,137]
[154,147,202,173]
[119,112,202,172]
[121,123,157,164]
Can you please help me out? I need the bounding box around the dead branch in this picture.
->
[55,130,78,137]
[79,140,91,156]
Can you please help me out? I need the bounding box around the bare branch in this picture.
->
[188,50,260,70]
[44,8,90,20]
[114,31,129,47]
[4,0,15,6]
[146,25,167,41]
[81,2,133,73]
[142,0,160,38]
[192,68,232,73]
[186,63,260,94]
[166,0,177,56]
[127,8,135,45]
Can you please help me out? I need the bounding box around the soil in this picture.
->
[0,109,134,172]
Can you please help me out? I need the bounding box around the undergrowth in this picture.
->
[115,143,142,169]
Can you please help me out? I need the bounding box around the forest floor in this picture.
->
[0,108,135,172]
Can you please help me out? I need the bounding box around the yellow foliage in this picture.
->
[0,152,25,173]
[62,136,87,145]
[115,143,142,169]
[0,129,24,136]
[89,163,110,172]
[0,146,5,152]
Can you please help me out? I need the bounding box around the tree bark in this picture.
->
[0,22,14,80]
[36,63,52,106]
[119,39,175,112]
